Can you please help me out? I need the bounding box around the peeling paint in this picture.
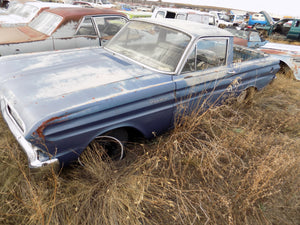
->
[259,42,300,80]
[36,115,68,139]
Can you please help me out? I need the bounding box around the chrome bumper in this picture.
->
[1,100,59,170]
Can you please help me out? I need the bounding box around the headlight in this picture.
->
[6,103,25,133]
[37,149,51,162]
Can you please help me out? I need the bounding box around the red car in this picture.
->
[0,7,128,56]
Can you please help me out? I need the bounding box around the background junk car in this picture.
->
[227,28,300,80]
[0,19,280,170]
[152,7,215,26]
[259,43,300,80]
[72,0,115,9]
[261,18,300,41]
[226,28,268,48]
[0,1,76,28]
[0,7,127,56]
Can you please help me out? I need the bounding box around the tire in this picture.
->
[237,87,256,104]
[78,129,128,166]
[278,62,295,80]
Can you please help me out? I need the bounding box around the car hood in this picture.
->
[0,47,162,136]
[0,26,47,44]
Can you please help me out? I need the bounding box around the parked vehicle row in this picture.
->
[1,3,298,172]
[152,7,216,26]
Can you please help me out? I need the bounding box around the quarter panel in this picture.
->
[53,36,100,50]
[0,39,54,56]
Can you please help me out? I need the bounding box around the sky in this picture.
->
[156,0,300,17]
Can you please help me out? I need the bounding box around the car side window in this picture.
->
[155,11,165,18]
[94,16,127,39]
[249,32,261,42]
[76,17,97,36]
[183,38,227,73]
[176,13,186,20]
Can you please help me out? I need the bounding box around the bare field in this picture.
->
[0,74,299,225]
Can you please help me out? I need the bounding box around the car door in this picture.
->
[173,37,230,117]
[287,20,300,40]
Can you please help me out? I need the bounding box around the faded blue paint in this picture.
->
[0,19,280,169]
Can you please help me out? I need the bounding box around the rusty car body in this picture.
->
[0,18,280,170]
[0,7,127,56]
[226,28,268,48]
[227,27,300,80]
[259,42,300,80]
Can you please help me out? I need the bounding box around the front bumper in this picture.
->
[1,100,60,170]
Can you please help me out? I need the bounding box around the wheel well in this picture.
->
[279,61,295,79]
[79,127,144,163]
[91,126,144,146]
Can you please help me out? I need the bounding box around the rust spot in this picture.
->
[36,115,67,140]
[260,49,285,55]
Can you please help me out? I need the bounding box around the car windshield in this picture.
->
[29,11,63,35]
[15,4,39,20]
[102,0,111,4]
[6,3,23,14]
[236,15,244,20]
[218,13,230,22]
[106,21,191,73]
[225,28,248,39]
[187,14,210,25]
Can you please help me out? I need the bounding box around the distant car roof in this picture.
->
[45,7,126,20]
[134,18,233,37]
[153,7,212,16]
[24,1,75,8]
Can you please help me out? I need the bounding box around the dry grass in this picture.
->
[266,37,300,46]
[0,75,299,225]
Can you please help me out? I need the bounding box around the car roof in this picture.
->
[134,18,233,38]
[45,7,126,19]
[154,7,212,16]
[25,1,74,8]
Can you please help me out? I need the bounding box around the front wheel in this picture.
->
[78,129,128,166]
[237,87,256,104]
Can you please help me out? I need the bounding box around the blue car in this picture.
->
[0,18,280,170]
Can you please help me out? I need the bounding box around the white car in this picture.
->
[209,11,233,27]
[0,1,76,27]
[71,0,115,9]
[152,7,216,26]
